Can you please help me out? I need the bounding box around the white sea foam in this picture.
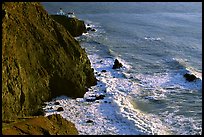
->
[144,36,162,41]
[44,20,201,135]
[43,53,173,135]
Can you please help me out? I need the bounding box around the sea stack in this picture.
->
[112,59,123,69]
[183,73,197,82]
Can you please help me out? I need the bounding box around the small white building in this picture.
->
[57,8,76,18]
[57,8,66,15]
[66,12,76,18]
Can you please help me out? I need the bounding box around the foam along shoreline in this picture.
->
[43,21,201,135]
[43,52,173,135]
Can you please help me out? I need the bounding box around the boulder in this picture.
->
[57,107,64,112]
[2,114,78,135]
[101,70,107,72]
[112,59,123,69]
[183,73,197,82]
[54,102,60,105]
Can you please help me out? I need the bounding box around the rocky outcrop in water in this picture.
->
[183,73,197,82]
[112,59,123,69]
[51,15,87,37]
[2,2,96,123]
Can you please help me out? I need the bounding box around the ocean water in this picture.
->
[42,2,202,135]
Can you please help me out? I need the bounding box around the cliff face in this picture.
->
[51,15,87,37]
[2,2,96,121]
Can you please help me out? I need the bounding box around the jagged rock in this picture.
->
[2,2,96,122]
[112,59,123,69]
[57,107,64,112]
[2,114,78,135]
[184,73,197,82]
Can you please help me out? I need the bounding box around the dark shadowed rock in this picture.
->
[95,94,105,100]
[101,70,107,72]
[86,98,96,102]
[91,28,96,32]
[112,59,123,69]
[184,73,197,82]
[86,120,93,123]
[54,102,60,105]
[57,107,64,112]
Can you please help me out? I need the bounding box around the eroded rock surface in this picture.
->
[2,114,78,135]
[2,2,96,122]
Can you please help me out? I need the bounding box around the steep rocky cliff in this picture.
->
[51,15,87,37]
[2,2,96,121]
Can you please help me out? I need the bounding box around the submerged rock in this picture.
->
[183,73,197,82]
[112,59,123,69]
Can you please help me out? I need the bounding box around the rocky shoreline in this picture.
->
[2,2,96,135]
